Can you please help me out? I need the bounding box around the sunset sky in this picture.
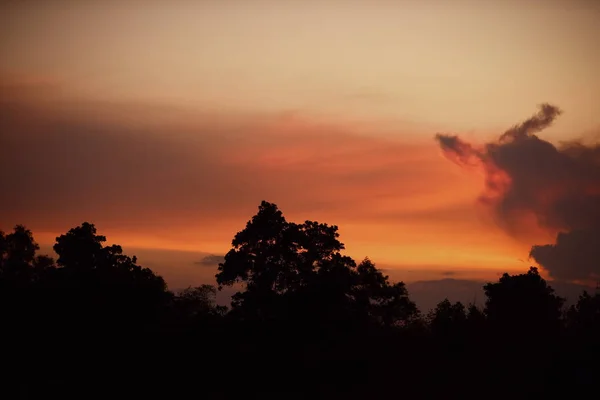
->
[2,0,599,301]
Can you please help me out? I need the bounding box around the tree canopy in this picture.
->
[2,201,599,398]
[216,201,418,327]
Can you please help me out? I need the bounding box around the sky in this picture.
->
[1,0,599,304]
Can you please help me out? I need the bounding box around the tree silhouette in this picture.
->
[566,290,600,340]
[52,222,166,288]
[480,267,566,395]
[353,257,419,327]
[216,201,418,328]
[0,225,55,290]
[0,225,56,351]
[49,222,169,330]
[427,298,467,341]
[4,211,600,398]
[465,302,486,339]
[484,267,564,339]
[174,284,227,319]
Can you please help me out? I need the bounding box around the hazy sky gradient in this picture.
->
[2,0,599,288]
[3,1,599,132]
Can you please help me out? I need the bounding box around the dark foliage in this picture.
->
[2,201,599,399]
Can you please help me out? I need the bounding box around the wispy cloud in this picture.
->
[1,79,477,231]
[1,79,527,277]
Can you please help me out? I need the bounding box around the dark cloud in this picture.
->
[434,134,482,167]
[0,86,264,230]
[1,79,476,238]
[435,104,600,282]
[0,82,344,231]
[194,254,225,267]
[530,229,600,282]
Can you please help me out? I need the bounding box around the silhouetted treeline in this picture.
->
[2,201,599,399]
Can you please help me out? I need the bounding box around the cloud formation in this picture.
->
[195,254,225,267]
[1,78,534,279]
[436,104,600,282]
[0,78,489,241]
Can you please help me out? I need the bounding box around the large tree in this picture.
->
[0,225,55,290]
[53,222,166,290]
[483,267,564,340]
[216,201,417,327]
[37,222,170,337]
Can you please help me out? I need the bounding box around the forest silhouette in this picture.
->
[2,201,599,399]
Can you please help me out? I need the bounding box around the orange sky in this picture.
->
[1,0,599,288]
